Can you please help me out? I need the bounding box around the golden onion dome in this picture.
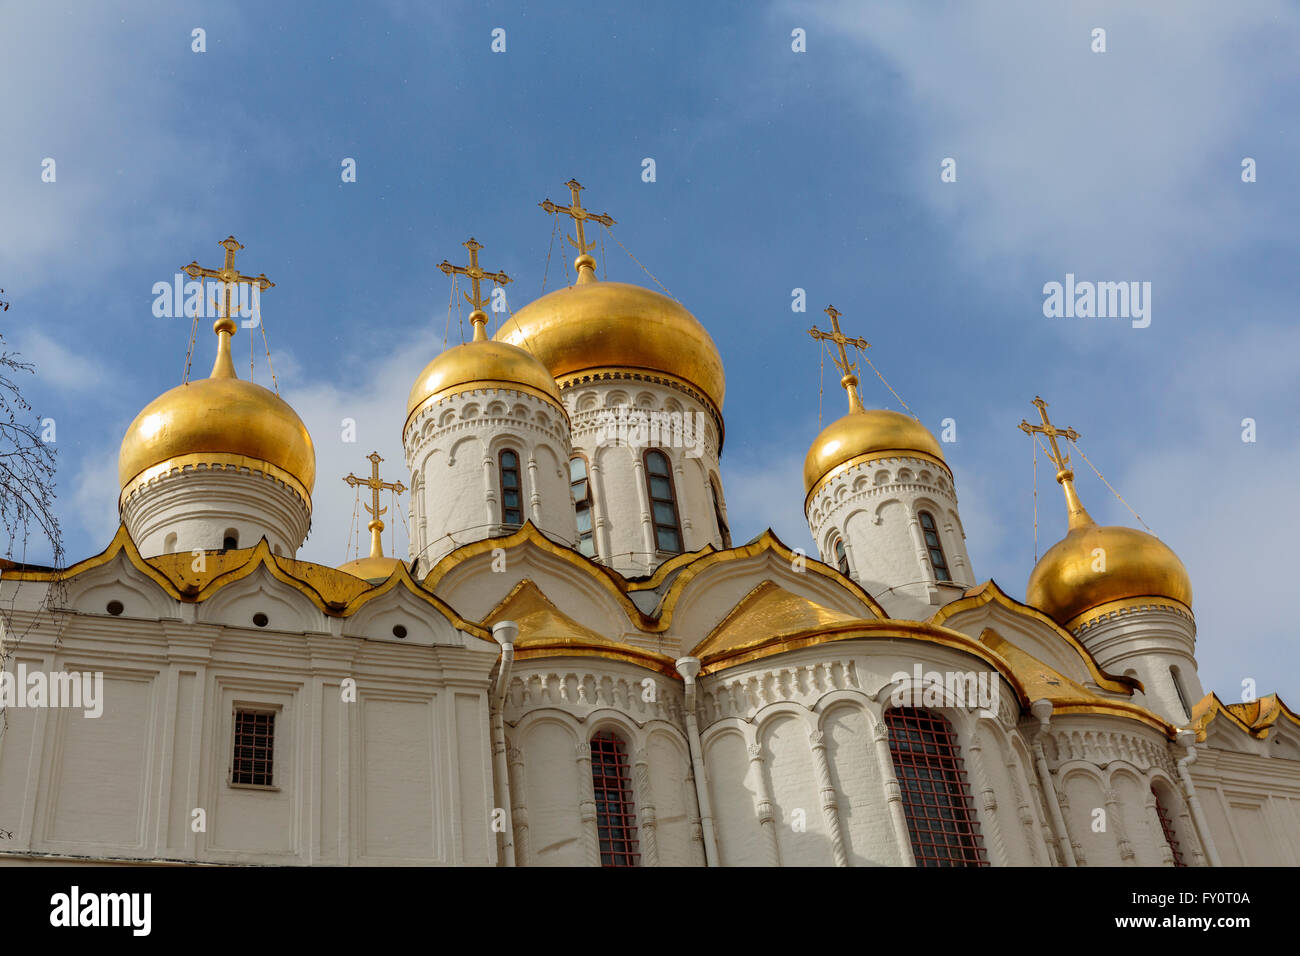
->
[493,266,725,416]
[1026,471,1192,628]
[804,408,947,499]
[119,317,315,502]
[406,312,563,431]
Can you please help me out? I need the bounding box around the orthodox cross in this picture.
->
[1019,396,1094,529]
[438,238,510,339]
[182,235,274,325]
[1018,396,1080,477]
[539,179,615,280]
[344,452,407,529]
[808,305,871,413]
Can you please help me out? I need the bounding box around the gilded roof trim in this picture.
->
[927,580,1136,695]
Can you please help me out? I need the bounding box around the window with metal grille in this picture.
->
[918,510,951,582]
[885,707,987,866]
[570,455,596,557]
[711,478,731,549]
[231,710,275,787]
[644,450,682,554]
[590,731,640,867]
[832,536,849,574]
[1153,787,1186,866]
[499,449,523,527]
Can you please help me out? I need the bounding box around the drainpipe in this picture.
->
[1029,699,1077,867]
[491,621,518,867]
[675,656,719,866]
[1174,729,1222,867]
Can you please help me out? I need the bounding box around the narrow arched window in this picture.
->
[644,450,682,554]
[222,528,239,550]
[885,707,987,866]
[1152,786,1186,866]
[499,449,523,527]
[1170,666,1192,721]
[590,731,639,867]
[570,455,596,558]
[831,535,849,574]
[710,478,731,549]
[918,511,950,582]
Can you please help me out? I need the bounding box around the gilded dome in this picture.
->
[119,318,315,499]
[804,408,947,497]
[338,551,404,584]
[1027,521,1192,627]
[1026,472,1192,627]
[494,278,725,414]
[406,315,563,431]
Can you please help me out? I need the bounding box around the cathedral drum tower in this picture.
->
[496,181,730,576]
[803,306,974,617]
[118,237,315,558]
[404,239,577,571]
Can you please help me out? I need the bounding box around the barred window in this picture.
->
[570,455,596,557]
[231,710,275,787]
[885,707,987,866]
[499,449,523,527]
[590,732,639,867]
[1153,787,1186,866]
[918,510,951,582]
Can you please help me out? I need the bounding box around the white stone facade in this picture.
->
[562,373,726,576]
[807,453,974,618]
[120,464,311,559]
[404,386,575,572]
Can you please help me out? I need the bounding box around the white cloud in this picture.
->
[9,329,107,392]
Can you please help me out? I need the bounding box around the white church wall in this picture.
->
[121,466,311,558]
[807,455,974,619]
[404,388,574,572]
[565,378,723,576]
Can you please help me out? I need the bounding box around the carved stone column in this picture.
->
[807,729,849,866]
[747,742,782,866]
[526,454,542,525]
[508,745,530,866]
[1104,788,1136,863]
[575,741,600,867]
[871,715,916,866]
[1056,790,1086,866]
[632,748,660,866]
[965,728,1007,865]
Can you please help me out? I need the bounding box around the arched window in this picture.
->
[918,511,951,582]
[1170,666,1192,721]
[222,528,239,550]
[644,450,682,554]
[711,478,731,549]
[831,535,849,574]
[885,707,987,866]
[164,532,178,554]
[499,449,523,527]
[589,731,639,867]
[570,455,596,557]
[1152,786,1186,866]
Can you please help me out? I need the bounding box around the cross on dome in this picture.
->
[180,236,274,380]
[1019,396,1094,530]
[343,451,406,561]
[438,238,511,341]
[809,305,871,414]
[539,179,615,284]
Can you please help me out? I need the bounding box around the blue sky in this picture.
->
[2,0,1297,705]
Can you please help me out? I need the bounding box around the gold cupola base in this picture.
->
[339,520,405,583]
